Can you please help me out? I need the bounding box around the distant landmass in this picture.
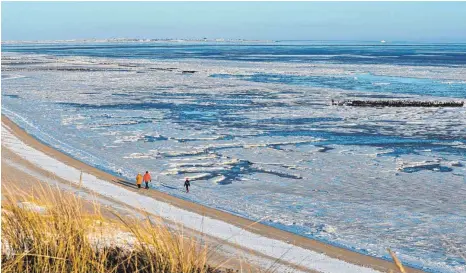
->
[1,38,276,44]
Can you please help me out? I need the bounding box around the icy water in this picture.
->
[2,42,466,273]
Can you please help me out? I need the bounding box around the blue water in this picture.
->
[4,42,466,100]
[3,41,466,66]
[211,73,466,98]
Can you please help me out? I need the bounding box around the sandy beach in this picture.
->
[1,114,425,273]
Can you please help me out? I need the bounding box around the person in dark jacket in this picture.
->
[184,178,190,193]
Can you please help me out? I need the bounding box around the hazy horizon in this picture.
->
[3,37,466,43]
[2,2,466,43]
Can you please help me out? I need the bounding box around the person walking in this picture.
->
[143,171,151,189]
[184,178,190,193]
[135,173,143,189]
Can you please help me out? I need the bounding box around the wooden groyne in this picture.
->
[331,99,464,107]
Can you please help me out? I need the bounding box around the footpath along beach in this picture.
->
[1,115,425,273]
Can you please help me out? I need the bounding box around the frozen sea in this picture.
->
[2,42,466,273]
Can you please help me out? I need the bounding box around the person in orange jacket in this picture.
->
[136,173,143,189]
[143,171,151,189]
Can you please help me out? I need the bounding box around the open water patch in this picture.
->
[3,94,20,99]
[210,73,466,98]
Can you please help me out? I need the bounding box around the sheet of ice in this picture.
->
[2,124,381,273]
[2,52,465,273]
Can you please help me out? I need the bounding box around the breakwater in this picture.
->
[331,100,464,107]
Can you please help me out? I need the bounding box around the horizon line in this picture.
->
[3,38,466,44]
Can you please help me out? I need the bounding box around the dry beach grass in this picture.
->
[1,184,219,273]
[1,182,418,273]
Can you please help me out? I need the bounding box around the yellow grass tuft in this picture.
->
[1,184,215,273]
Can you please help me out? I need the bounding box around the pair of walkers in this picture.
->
[136,171,151,189]
[135,171,191,193]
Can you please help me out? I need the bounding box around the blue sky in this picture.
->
[2,2,466,42]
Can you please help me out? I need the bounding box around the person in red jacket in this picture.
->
[143,171,151,189]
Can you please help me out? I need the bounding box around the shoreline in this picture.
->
[1,114,425,273]
[1,146,262,273]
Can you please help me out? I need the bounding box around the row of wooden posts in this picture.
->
[331,99,464,107]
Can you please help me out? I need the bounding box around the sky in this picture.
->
[2,1,466,42]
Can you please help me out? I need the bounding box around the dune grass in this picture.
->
[0,184,221,273]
